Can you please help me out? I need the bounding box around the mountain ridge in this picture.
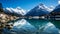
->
[25,3,51,16]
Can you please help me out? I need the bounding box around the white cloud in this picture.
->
[58,0,60,4]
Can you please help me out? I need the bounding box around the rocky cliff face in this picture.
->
[0,12,19,29]
[0,13,19,23]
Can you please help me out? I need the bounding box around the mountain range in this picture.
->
[25,3,54,16]
[3,3,54,16]
[4,7,27,16]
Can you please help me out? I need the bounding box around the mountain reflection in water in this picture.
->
[2,19,60,34]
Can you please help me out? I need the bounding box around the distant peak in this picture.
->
[16,7,22,10]
[38,3,46,9]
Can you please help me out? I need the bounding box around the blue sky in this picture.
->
[0,0,59,10]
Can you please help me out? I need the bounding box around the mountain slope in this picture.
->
[52,4,60,12]
[25,3,52,16]
[50,4,60,15]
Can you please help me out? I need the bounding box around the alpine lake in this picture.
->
[1,17,60,34]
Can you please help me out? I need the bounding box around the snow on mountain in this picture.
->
[26,3,53,16]
[38,4,54,12]
[4,7,27,16]
[3,4,54,16]
[48,6,54,12]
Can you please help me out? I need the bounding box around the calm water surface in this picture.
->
[2,19,60,34]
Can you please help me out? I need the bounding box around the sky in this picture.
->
[0,0,59,10]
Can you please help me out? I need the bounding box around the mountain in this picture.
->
[25,3,52,16]
[50,4,60,15]
[52,4,60,12]
[4,7,27,16]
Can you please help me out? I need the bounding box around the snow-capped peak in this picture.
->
[16,7,22,10]
[38,3,46,9]
[5,7,27,16]
[38,3,54,12]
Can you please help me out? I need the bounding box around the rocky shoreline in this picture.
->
[0,12,19,30]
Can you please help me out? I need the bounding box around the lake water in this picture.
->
[2,19,60,34]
